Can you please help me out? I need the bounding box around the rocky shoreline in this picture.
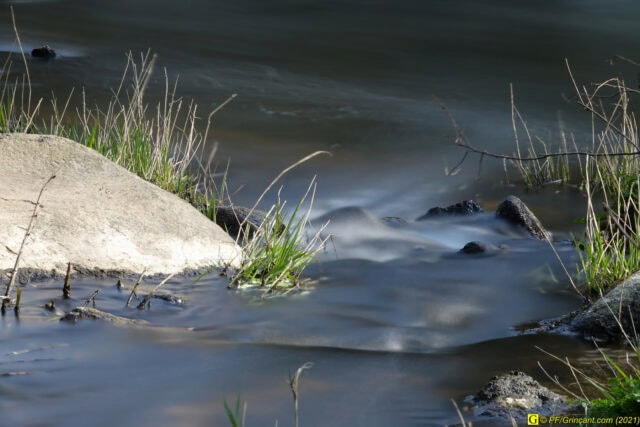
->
[1,134,634,424]
[417,197,639,423]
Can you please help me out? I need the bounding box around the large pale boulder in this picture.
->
[0,134,242,276]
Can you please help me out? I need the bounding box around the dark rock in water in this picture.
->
[495,195,549,240]
[31,45,56,60]
[517,311,578,337]
[460,241,487,254]
[60,307,147,326]
[458,241,507,257]
[150,293,184,305]
[569,271,640,343]
[215,205,281,243]
[467,371,576,421]
[417,200,483,220]
[215,205,263,241]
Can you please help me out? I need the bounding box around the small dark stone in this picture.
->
[417,200,483,220]
[460,241,487,254]
[31,45,56,60]
[60,309,83,323]
[495,195,549,240]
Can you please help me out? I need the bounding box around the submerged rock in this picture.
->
[214,205,272,242]
[417,200,483,220]
[31,45,56,60]
[569,271,640,343]
[458,241,507,256]
[61,307,148,326]
[467,371,575,421]
[0,134,242,276]
[460,241,487,254]
[381,216,409,227]
[495,195,549,240]
[312,206,447,262]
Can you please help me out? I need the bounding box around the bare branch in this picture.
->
[136,272,176,310]
[2,173,57,314]
[453,132,640,162]
[444,64,640,173]
[126,270,147,307]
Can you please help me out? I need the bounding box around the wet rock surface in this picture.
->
[523,272,640,343]
[466,371,576,421]
[60,306,148,326]
[460,241,488,254]
[214,205,286,243]
[417,200,484,220]
[569,272,640,343]
[31,44,56,60]
[215,205,267,242]
[458,241,506,255]
[495,195,549,240]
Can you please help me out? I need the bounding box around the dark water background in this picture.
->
[1,1,640,425]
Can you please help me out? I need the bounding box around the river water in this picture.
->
[1,1,639,426]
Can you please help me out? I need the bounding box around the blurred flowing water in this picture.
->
[1,1,639,425]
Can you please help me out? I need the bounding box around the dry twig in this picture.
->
[443,62,640,174]
[136,272,176,310]
[289,362,313,427]
[63,262,72,299]
[2,173,57,314]
[125,270,147,307]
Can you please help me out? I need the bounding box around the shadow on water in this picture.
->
[1,306,590,427]
[0,301,593,427]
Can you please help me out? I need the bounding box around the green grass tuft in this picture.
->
[3,9,328,294]
[574,347,640,426]
[587,368,640,421]
[504,66,640,295]
[3,33,325,292]
[230,180,328,292]
[572,75,640,295]
[52,52,203,196]
[224,395,246,427]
